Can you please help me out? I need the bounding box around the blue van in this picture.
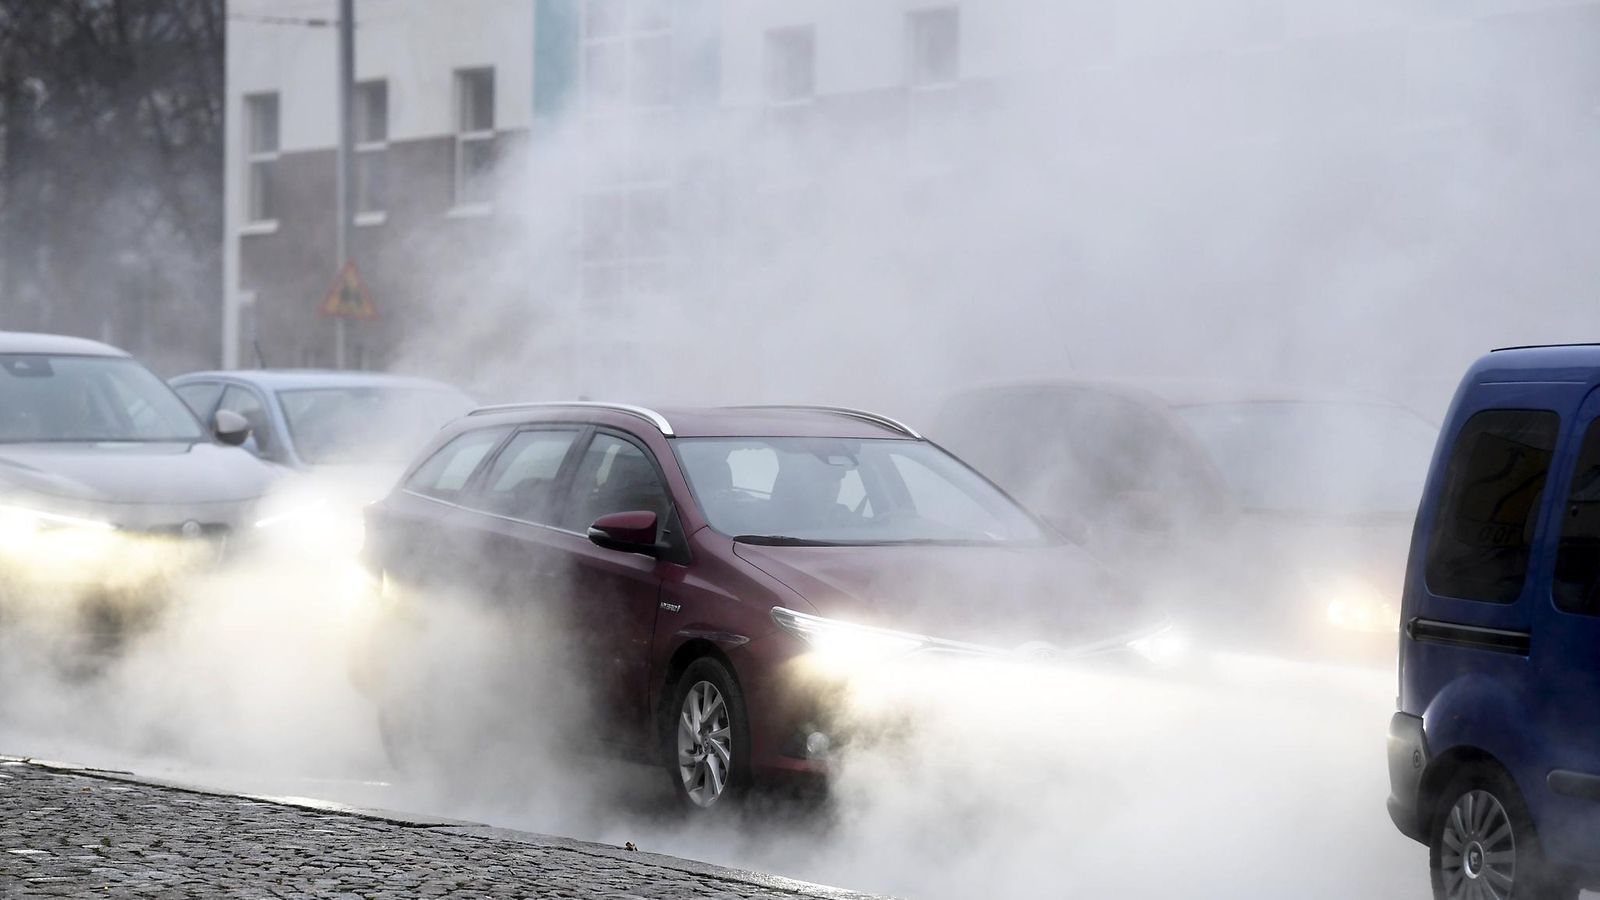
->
[1389,345,1600,899]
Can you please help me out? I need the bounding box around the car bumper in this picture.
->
[1387,711,1430,843]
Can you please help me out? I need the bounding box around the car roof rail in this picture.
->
[729,405,922,439]
[466,401,675,436]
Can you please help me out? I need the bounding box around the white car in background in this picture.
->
[0,332,279,645]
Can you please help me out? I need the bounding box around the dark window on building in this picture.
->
[1425,409,1560,604]
[454,67,496,207]
[354,80,388,216]
[1555,418,1600,614]
[907,7,960,88]
[473,429,582,524]
[765,26,816,104]
[244,92,280,223]
[406,428,508,500]
[561,433,671,532]
[354,80,387,143]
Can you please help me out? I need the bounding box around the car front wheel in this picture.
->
[664,657,750,812]
[1429,769,1577,900]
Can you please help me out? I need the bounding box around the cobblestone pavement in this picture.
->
[0,758,884,899]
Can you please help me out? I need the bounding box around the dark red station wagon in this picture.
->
[360,402,1167,811]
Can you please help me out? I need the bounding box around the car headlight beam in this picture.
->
[0,502,115,536]
[772,607,933,664]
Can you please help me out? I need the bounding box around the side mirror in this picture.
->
[213,409,251,447]
[587,510,661,556]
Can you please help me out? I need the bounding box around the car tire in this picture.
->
[1428,767,1577,900]
[663,656,751,813]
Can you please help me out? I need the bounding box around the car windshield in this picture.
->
[0,354,205,443]
[278,386,474,465]
[676,437,1046,545]
[1174,401,1438,516]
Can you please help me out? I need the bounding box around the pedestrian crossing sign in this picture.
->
[320,261,377,319]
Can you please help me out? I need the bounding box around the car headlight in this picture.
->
[1126,624,1188,665]
[1307,571,1398,634]
[0,502,114,538]
[772,607,933,665]
[253,497,365,557]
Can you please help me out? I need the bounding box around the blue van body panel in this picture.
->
[1393,345,1600,884]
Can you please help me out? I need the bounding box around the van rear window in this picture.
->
[1555,418,1600,615]
[1425,409,1559,604]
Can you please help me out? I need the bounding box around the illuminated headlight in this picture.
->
[1126,625,1188,666]
[0,502,114,539]
[772,607,932,665]
[1325,596,1398,634]
[0,502,118,564]
[1307,571,1398,634]
[253,498,364,557]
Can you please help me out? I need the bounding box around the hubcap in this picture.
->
[676,680,732,808]
[1438,790,1516,899]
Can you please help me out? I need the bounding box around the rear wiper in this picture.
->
[732,534,840,547]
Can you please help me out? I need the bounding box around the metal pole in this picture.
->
[334,0,354,368]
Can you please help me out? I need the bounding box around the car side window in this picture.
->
[174,382,223,418]
[561,433,671,532]
[405,428,509,501]
[218,385,274,456]
[1424,409,1559,604]
[472,428,582,524]
[1555,418,1600,615]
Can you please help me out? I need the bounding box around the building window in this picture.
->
[354,80,388,218]
[762,26,817,173]
[765,27,815,104]
[581,186,673,310]
[454,67,496,208]
[906,8,961,170]
[582,0,673,116]
[243,92,279,225]
[579,0,676,310]
[907,7,960,88]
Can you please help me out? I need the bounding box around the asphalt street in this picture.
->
[0,758,884,899]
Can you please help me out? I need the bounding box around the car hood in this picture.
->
[0,441,278,507]
[733,540,1159,652]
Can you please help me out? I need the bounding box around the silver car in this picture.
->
[0,332,279,641]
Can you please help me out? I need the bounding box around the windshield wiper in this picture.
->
[732,534,843,547]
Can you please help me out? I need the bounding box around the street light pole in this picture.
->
[334,0,354,369]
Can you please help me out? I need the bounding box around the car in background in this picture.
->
[0,332,279,644]
[169,369,475,474]
[1388,344,1600,899]
[358,402,1168,812]
[933,379,1439,661]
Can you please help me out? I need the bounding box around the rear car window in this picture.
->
[1555,418,1600,615]
[405,428,508,501]
[1424,409,1559,604]
[473,428,582,524]
[174,381,223,417]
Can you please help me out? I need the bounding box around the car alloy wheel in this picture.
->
[1429,771,1577,900]
[676,680,733,808]
[1435,789,1516,899]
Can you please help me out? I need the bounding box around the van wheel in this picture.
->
[1428,769,1576,900]
[663,657,751,812]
